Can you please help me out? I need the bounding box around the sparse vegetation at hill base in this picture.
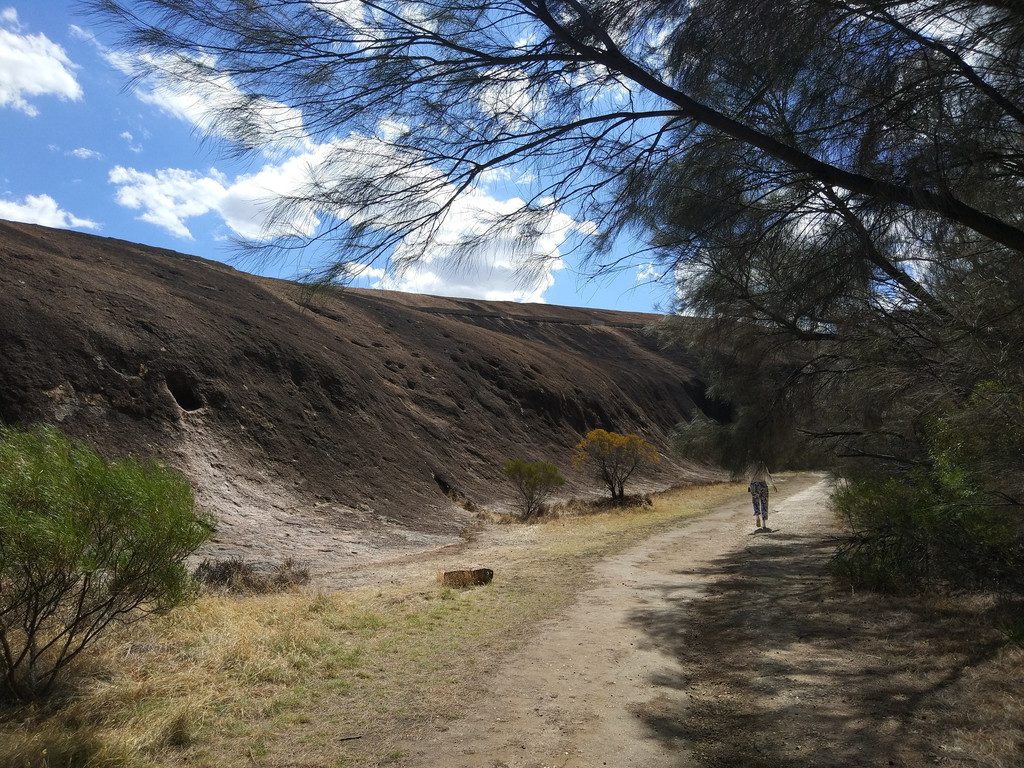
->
[0,483,732,767]
[0,480,1021,767]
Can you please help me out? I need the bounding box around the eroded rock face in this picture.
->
[0,219,717,560]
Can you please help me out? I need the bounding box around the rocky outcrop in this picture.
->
[0,220,717,565]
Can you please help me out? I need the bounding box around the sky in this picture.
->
[0,1,673,313]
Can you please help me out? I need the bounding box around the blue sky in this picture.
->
[0,1,672,313]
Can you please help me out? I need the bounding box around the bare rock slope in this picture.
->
[1,220,719,568]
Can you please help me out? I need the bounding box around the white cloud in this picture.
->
[0,8,82,116]
[109,166,230,239]
[109,127,583,301]
[69,147,102,160]
[477,166,513,185]
[120,131,143,153]
[300,133,576,301]
[382,191,575,302]
[0,193,99,230]
[477,66,546,128]
[636,262,662,282]
[338,261,387,283]
[377,118,410,141]
[214,151,329,239]
[108,149,326,241]
[310,0,371,33]
[384,247,561,302]
[101,47,309,152]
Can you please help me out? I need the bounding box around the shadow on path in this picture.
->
[627,497,1008,767]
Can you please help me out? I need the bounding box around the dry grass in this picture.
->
[871,594,1024,768]
[2,480,1021,767]
[192,557,312,595]
[0,483,735,768]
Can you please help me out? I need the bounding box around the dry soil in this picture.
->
[387,473,828,767]
[393,473,1019,768]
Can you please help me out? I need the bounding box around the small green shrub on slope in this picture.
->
[503,459,565,519]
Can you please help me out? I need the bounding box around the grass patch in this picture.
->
[0,483,737,768]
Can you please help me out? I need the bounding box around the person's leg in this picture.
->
[755,486,769,525]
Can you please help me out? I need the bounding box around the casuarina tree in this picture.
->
[84,0,1024,280]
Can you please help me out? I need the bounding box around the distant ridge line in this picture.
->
[335,285,659,328]
[409,306,649,328]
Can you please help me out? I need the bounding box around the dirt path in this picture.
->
[398,472,835,768]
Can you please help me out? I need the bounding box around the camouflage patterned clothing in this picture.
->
[749,481,769,519]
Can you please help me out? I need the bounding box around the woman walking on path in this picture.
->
[748,462,777,529]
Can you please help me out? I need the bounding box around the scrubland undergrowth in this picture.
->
[3,479,1021,767]
[0,483,739,768]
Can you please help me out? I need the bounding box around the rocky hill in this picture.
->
[0,220,721,571]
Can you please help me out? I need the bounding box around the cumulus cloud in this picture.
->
[108,134,578,301]
[384,245,562,302]
[101,47,308,152]
[381,190,576,302]
[296,135,575,301]
[0,8,82,116]
[69,147,102,160]
[108,144,336,241]
[109,166,231,240]
[0,193,99,230]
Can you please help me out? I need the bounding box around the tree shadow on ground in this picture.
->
[627,525,1010,767]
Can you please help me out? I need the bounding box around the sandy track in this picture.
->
[398,473,830,768]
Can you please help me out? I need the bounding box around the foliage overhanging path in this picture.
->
[87,0,1024,275]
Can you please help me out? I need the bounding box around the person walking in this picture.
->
[748,461,777,529]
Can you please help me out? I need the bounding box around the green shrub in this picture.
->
[0,424,213,700]
[830,476,1024,593]
[502,459,565,519]
[829,477,936,592]
[928,380,1024,505]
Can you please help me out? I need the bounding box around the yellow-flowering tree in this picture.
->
[572,430,659,504]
